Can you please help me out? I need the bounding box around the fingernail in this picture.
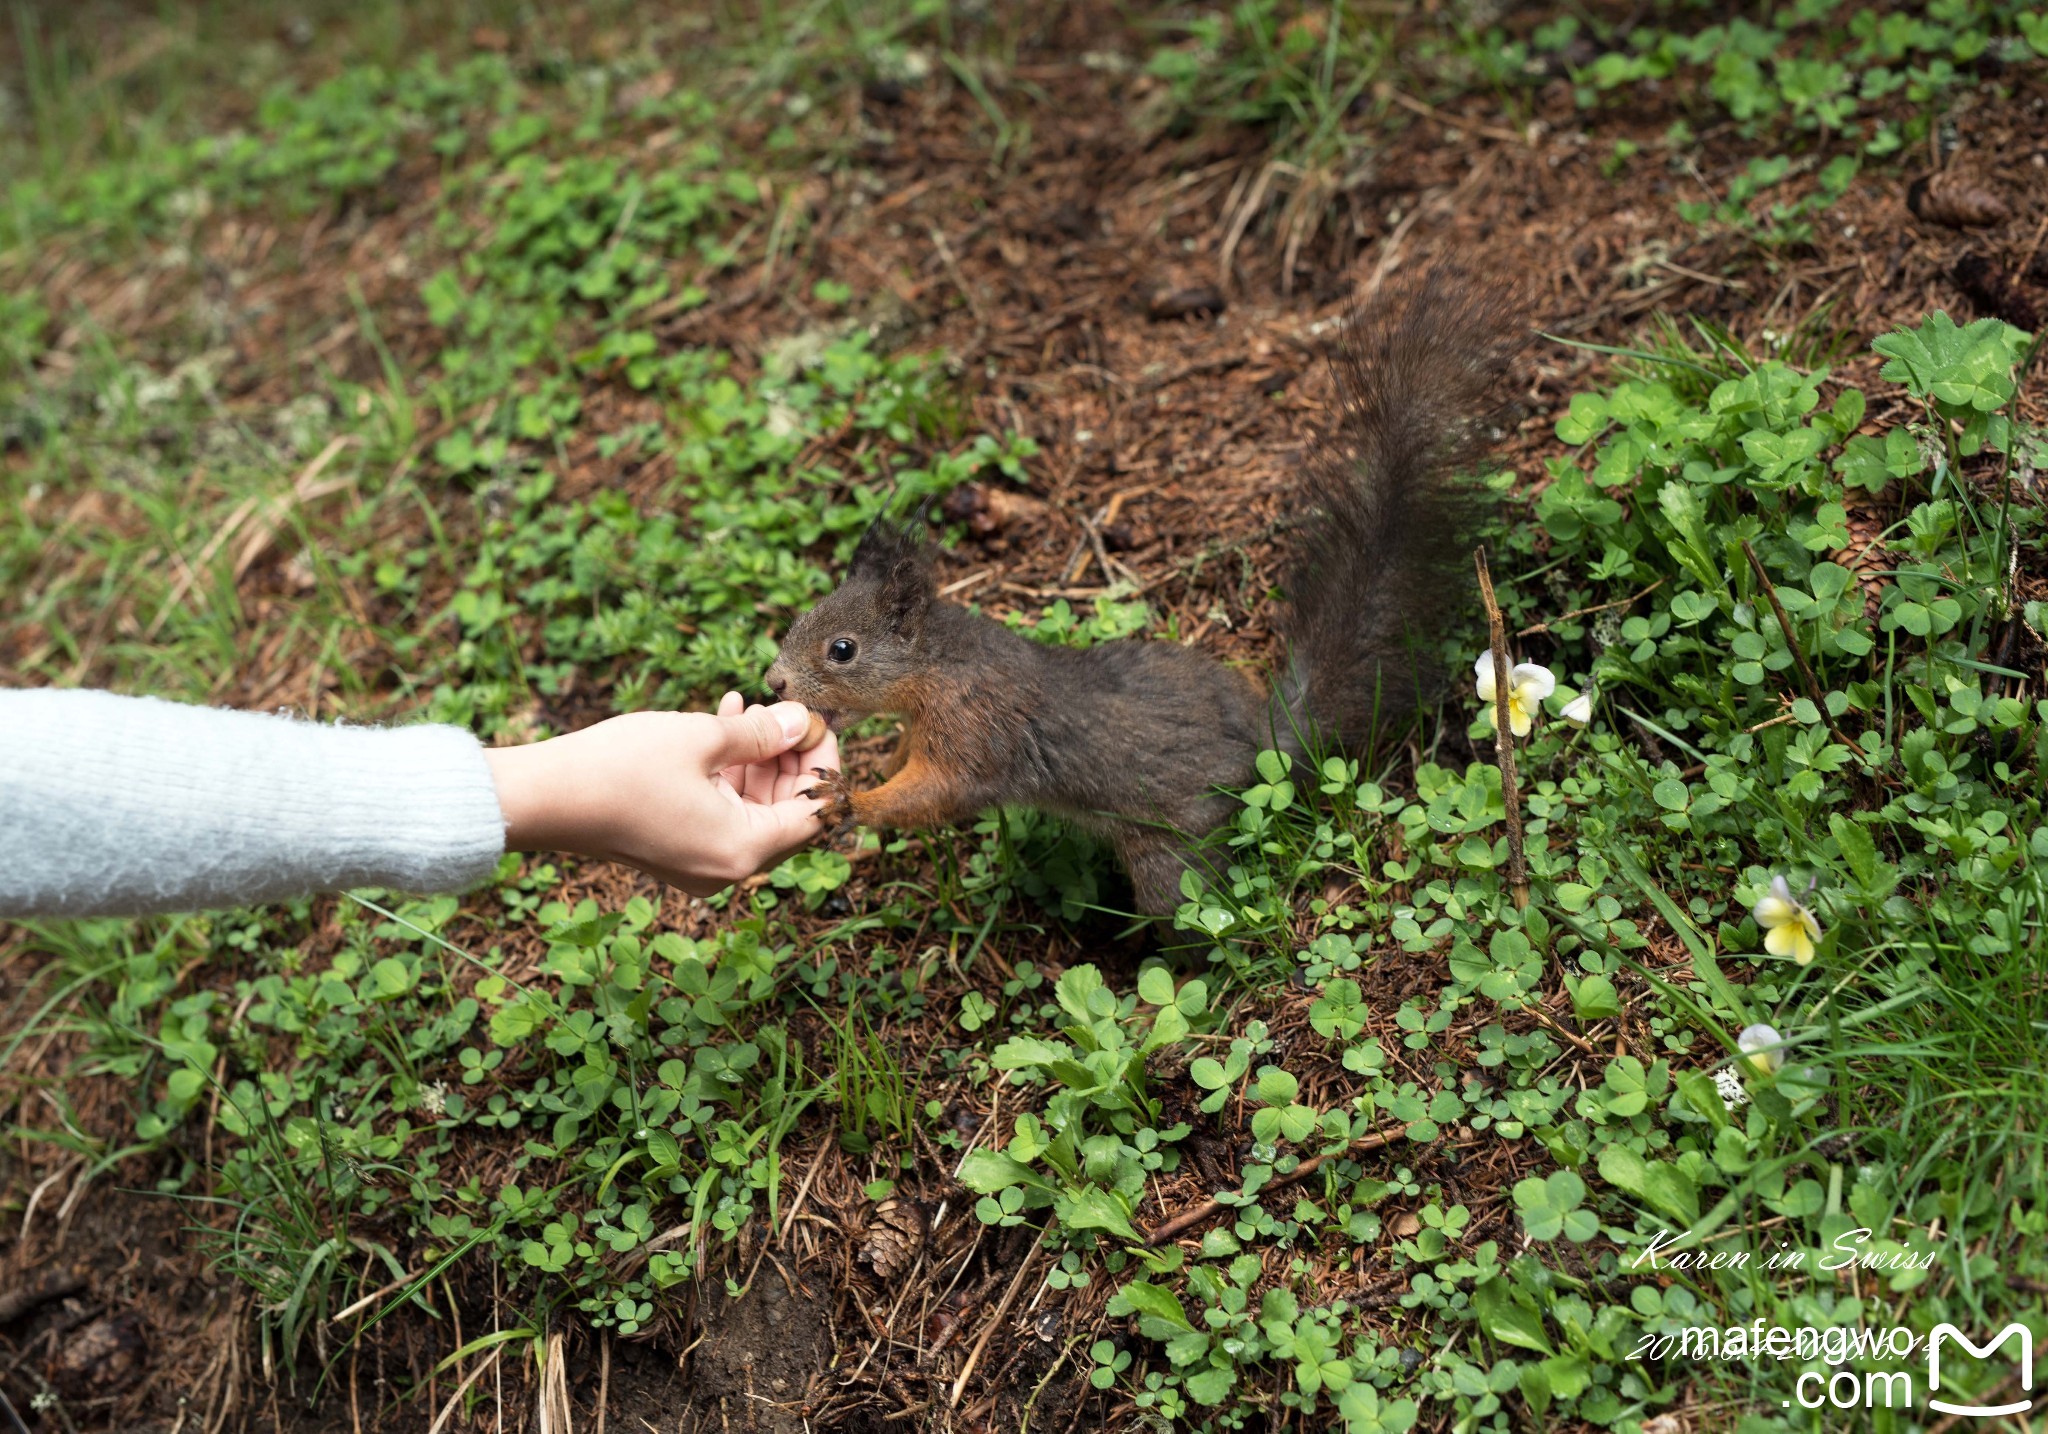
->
[769,702,809,741]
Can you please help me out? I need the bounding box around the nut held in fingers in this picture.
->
[797,709,830,753]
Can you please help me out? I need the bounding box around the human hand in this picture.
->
[709,690,835,810]
[484,696,842,898]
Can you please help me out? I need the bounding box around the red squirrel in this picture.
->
[765,277,1517,913]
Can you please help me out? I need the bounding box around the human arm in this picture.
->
[0,689,838,918]
[0,688,507,919]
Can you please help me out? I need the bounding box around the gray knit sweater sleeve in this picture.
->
[0,689,508,919]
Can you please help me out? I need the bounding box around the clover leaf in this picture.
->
[1308,978,1367,1041]
[1512,1170,1599,1242]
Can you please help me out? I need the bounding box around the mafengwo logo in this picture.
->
[1927,1323,2034,1418]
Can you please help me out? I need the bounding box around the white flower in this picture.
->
[420,1081,449,1119]
[1561,691,1594,728]
[1737,1022,1787,1076]
[1713,1067,1748,1110]
[1751,876,1821,965]
[1474,652,1555,737]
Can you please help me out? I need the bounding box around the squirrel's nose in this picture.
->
[765,668,788,697]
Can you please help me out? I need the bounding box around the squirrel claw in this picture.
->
[803,766,856,832]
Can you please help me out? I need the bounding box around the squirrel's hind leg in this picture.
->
[1115,829,1214,917]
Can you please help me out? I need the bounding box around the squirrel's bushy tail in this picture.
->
[1270,273,1519,757]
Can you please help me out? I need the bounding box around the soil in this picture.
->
[689,1282,829,1432]
[3,2,2046,1431]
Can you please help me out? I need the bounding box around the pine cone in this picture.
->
[1835,506,1892,624]
[859,1198,928,1280]
[1908,171,2010,228]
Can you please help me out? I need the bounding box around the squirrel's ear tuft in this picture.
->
[849,513,935,635]
[879,551,933,635]
[848,514,924,581]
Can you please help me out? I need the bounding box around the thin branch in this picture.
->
[1143,1124,1410,1246]
[1739,539,1860,758]
[1475,547,1530,911]
[1516,578,1665,638]
[1526,1002,1596,1055]
[949,1225,1046,1406]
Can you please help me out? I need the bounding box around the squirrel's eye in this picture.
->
[827,637,858,663]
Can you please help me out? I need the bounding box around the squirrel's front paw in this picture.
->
[803,766,857,832]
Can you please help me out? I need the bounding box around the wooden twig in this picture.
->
[328,1268,421,1326]
[775,1140,834,1249]
[1739,540,1860,758]
[1079,511,1139,589]
[1142,1124,1410,1247]
[1378,85,1532,146]
[1134,353,1247,395]
[1526,1003,1596,1055]
[949,1226,1046,1406]
[0,1268,86,1326]
[0,1384,30,1434]
[426,1350,501,1434]
[1516,578,1665,638]
[1474,547,1530,911]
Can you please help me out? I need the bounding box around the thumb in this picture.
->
[704,701,811,770]
[740,793,831,865]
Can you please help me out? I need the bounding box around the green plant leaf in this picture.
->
[1137,966,1176,1006]
[1473,1275,1554,1355]
[958,1151,1046,1195]
[1057,1186,1141,1243]
[1872,311,2024,412]
[1106,1279,1192,1330]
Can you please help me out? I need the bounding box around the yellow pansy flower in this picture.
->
[1474,652,1555,738]
[1752,876,1820,965]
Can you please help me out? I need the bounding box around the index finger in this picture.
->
[777,726,839,802]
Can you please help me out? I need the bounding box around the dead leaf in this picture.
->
[617,70,676,114]
[941,482,1049,538]
[51,1312,147,1396]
